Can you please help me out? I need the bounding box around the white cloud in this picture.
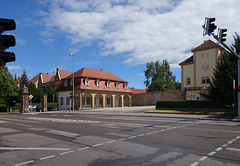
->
[38,0,240,67]
[7,66,22,71]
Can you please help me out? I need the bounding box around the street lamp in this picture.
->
[69,53,74,113]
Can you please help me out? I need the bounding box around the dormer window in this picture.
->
[85,78,89,86]
[106,81,111,88]
[64,80,68,87]
[70,79,73,86]
[96,80,101,87]
[116,82,119,89]
[124,84,128,90]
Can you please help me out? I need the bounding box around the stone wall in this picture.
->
[132,90,183,106]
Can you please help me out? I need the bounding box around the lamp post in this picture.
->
[69,53,74,113]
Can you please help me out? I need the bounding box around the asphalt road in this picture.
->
[0,107,239,166]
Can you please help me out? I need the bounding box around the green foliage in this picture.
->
[43,86,57,102]
[208,33,239,104]
[0,67,18,107]
[156,100,227,109]
[144,60,177,92]
[27,83,42,103]
[20,69,29,88]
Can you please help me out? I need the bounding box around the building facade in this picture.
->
[57,67,132,110]
[179,40,224,100]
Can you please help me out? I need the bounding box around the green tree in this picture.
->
[20,69,28,88]
[144,60,177,92]
[27,83,42,103]
[208,33,239,103]
[43,86,57,102]
[0,67,18,107]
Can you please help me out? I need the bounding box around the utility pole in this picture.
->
[202,17,240,118]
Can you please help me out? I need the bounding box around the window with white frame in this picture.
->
[66,97,70,105]
[64,80,68,87]
[106,81,111,88]
[70,79,73,86]
[207,52,209,57]
[124,84,128,90]
[116,82,120,89]
[202,65,205,71]
[206,65,209,70]
[186,78,191,85]
[85,78,89,86]
[96,80,101,87]
[201,53,204,58]
[60,97,64,105]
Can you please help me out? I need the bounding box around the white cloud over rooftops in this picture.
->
[38,0,240,66]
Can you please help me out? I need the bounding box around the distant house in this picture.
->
[130,87,147,94]
[179,40,224,100]
[38,73,55,90]
[53,69,72,90]
[57,67,132,110]
[29,74,40,88]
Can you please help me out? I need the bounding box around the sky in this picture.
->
[1,0,240,89]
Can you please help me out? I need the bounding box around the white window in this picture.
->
[186,78,191,85]
[70,79,73,86]
[124,84,128,90]
[96,80,101,87]
[64,80,68,87]
[201,53,204,58]
[206,65,209,70]
[202,65,205,71]
[60,97,64,105]
[85,78,89,86]
[107,81,111,88]
[116,82,120,89]
[66,97,70,105]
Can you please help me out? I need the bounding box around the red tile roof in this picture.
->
[78,78,132,93]
[41,73,55,83]
[69,67,127,83]
[58,69,72,80]
[191,40,222,52]
[179,55,194,65]
[29,74,40,84]
[130,88,147,94]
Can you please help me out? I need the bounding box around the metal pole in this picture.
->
[238,59,240,118]
[72,54,74,113]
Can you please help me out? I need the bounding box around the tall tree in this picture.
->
[208,33,239,103]
[0,67,18,107]
[144,60,177,92]
[20,69,28,88]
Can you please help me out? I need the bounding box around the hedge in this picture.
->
[156,100,228,109]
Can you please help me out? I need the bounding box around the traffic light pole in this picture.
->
[212,34,240,118]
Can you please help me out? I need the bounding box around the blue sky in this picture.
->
[1,0,240,89]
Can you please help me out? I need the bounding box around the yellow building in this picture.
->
[179,40,224,100]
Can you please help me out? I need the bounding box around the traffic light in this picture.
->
[0,18,16,66]
[202,17,217,36]
[70,92,72,99]
[237,85,240,92]
[217,28,227,43]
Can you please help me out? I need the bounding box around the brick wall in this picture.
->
[132,90,183,106]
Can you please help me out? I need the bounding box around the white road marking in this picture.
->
[137,134,145,137]
[78,147,90,151]
[128,136,136,139]
[105,140,116,144]
[46,130,79,138]
[40,155,55,160]
[60,150,74,155]
[222,144,228,148]
[208,151,216,156]
[118,138,126,141]
[226,147,240,152]
[0,147,70,151]
[190,162,199,166]
[146,132,152,135]
[215,147,222,152]
[227,141,233,144]
[199,156,208,161]
[92,143,103,147]
[15,160,34,166]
